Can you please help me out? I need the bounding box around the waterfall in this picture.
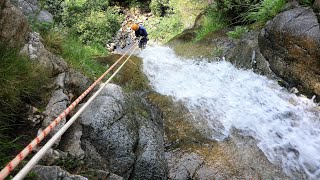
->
[140,46,320,179]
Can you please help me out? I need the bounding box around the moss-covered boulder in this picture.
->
[259,7,320,100]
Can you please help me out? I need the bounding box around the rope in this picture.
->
[13,46,137,180]
[0,44,137,180]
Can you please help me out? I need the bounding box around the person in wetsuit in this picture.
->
[131,23,148,49]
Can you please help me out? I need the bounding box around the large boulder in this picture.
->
[0,0,30,48]
[259,7,320,100]
[78,84,167,179]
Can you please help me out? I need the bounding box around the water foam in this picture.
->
[139,46,320,179]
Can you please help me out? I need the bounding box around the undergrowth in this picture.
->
[0,45,50,169]
[40,25,110,80]
[244,0,286,27]
[194,4,228,42]
[145,14,184,43]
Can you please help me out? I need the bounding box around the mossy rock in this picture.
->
[96,54,151,92]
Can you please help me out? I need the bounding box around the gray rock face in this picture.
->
[59,120,85,157]
[11,0,40,16]
[131,116,167,179]
[37,10,53,23]
[0,0,30,48]
[226,31,275,78]
[80,84,138,179]
[65,69,92,97]
[11,0,53,23]
[21,32,68,75]
[32,165,88,180]
[259,7,320,100]
[166,151,204,180]
[41,88,69,145]
[79,84,168,179]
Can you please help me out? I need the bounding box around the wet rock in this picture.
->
[226,31,275,78]
[259,7,320,100]
[0,0,30,48]
[21,32,68,75]
[131,116,168,179]
[166,150,204,179]
[32,165,87,180]
[79,84,168,179]
[79,84,138,179]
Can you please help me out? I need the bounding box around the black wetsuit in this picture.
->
[135,25,148,49]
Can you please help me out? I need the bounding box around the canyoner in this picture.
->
[131,23,149,50]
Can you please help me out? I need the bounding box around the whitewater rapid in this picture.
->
[139,46,320,179]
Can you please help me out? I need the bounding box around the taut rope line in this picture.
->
[0,44,137,180]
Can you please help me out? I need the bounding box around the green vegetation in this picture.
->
[244,0,286,26]
[150,0,169,16]
[61,0,123,45]
[74,8,122,45]
[194,4,228,42]
[300,0,315,6]
[195,0,286,41]
[0,46,50,167]
[60,33,109,80]
[146,0,208,43]
[227,26,249,39]
[145,15,184,43]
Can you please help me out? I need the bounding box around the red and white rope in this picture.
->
[0,44,137,180]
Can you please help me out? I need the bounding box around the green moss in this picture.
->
[96,54,151,92]
[167,29,229,59]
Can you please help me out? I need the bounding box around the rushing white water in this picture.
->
[139,46,320,179]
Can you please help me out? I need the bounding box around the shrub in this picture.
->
[195,4,228,41]
[227,26,249,39]
[150,0,169,16]
[28,16,53,33]
[145,14,184,43]
[62,0,122,46]
[299,0,315,6]
[42,28,64,54]
[215,0,262,25]
[168,0,208,28]
[40,0,65,22]
[244,0,286,25]
[74,8,123,45]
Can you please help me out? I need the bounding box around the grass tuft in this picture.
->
[194,5,228,42]
[243,0,286,26]
[227,26,249,39]
[60,32,109,80]
[0,44,50,168]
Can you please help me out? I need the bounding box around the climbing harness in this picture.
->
[0,44,138,180]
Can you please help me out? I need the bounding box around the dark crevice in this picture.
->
[302,24,319,34]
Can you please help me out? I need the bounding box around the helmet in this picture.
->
[131,24,139,31]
